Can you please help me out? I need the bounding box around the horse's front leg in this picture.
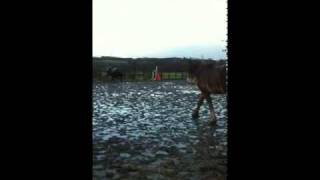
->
[192,93,205,119]
[206,95,217,125]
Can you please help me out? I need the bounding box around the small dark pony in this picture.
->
[106,67,124,82]
[188,60,227,124]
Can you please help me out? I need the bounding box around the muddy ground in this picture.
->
[93,81,227,180]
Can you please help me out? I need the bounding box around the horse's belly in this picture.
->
[198,82,226,94]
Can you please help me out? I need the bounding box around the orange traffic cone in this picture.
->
[155,72,161,81]
[153,66,161,81]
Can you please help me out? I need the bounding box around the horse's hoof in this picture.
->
[208,119,217,126]
[192,111,199,119]
[208,116,217,125]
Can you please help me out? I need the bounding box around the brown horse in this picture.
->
[188,60,227,124]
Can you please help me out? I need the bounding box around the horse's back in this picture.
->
[195,62,226,94]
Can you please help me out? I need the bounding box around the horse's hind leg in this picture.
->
[206,95,217,124]
[192,93,205,119]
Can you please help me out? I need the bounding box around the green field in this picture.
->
[160,72,186,80]
[96,71,188,82]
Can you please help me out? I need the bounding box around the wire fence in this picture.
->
[95,71,189,82]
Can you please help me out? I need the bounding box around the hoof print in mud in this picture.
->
[93,81,227,180]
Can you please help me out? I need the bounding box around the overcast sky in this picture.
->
[93,0,227,59]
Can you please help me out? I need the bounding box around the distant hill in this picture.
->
[93,56,226,71]
[145,45,226,59]
[93,56,226,61]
